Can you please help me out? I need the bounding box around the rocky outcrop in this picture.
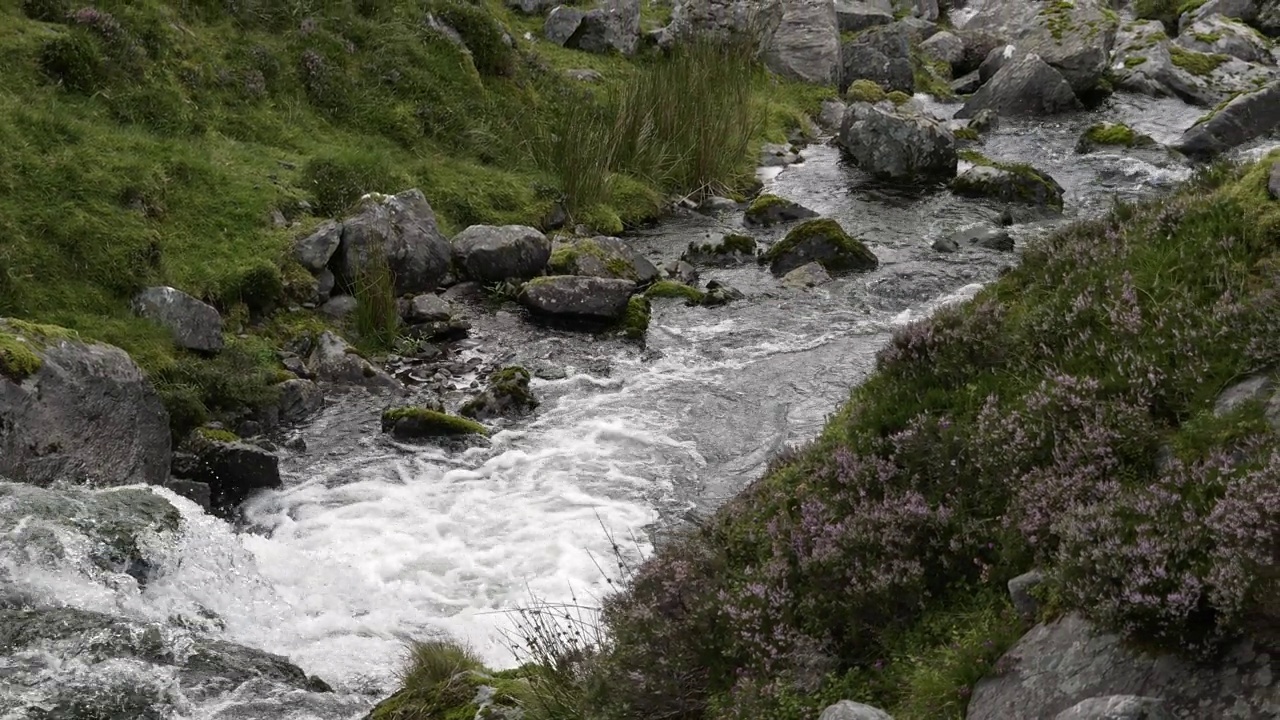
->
[305,331,403,392]
[461,366,539,420]
[951,161,1065,211]
[1113,23,1275,107]
[1176,16,1273,64]
[520,276,637,320]
[839,22,914,93]
[132,286,224,353]
[765,0,841,85]
[838,101,957,182]
[452,225,551,283]
[545,0,642,56]
[1175,81,1280,159]
[820,700,894,720]
[966,613,1280,719]
[835,0,894,33]
[0,320,171,488]
[763,219,878,276]
[331,190,452,296]
[548,236,659,284]
[954,53,1082,118]
[955,0,1118,94]
[175,434,281,513]
[920,29,965,69]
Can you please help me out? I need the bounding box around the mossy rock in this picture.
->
[744,194,818,227]
[1168,45,1229,77]
[547,236,659,284]
[681,234,760,267]
[1075,122,1157,154]
[0,319,76,382]
[645,280,707,305]
[762,219,878,277]
[953,153,1065,211]
[621,295,651,341]
[460,366,539,420]
[845,79,888,104]
[381,406,487,438]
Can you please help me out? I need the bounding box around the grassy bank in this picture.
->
[0,0,828,437]
[380,153,1280,719]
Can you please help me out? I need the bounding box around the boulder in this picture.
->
[681,234,759,267]
[838,101,958,182]
[701,280,744,306]
[920,29,965,68]
[893,0,938,22]
[1074,122,1158,154]
[979,44,1017,83]
[381,406,486,439]
[954,53,1082,118]
[669,0,786,48]
[177,435,280,513]
[318,294,358,321]
[951,69,985,94]
[332,190,452,296]
[1180,0,1265,32]
[840,23,915,93]
[276,379,324,425]
[760,141,803,167]
[951,162,1065,210]
[132,286,224,353]
[765,0,841,85]
[968,108,1000,133]
[549,236,659,284]
[763,219,878,276]
[967,613,1280,719]
[665,259,700,285]
[1176,16,1272,64]
[1053,696,1172,720]
[547,0,642,56]
[1113,27,1274,107]
[520,276,637,320]
[460,366,539,420]
[1260,1,1280,35]
[819,700,894,720]
[399,293,453,324]
[955,0,1119,94]
[956,29,1008,75]
[293,220,342,273]
[835,0,894,32]
[745,194,819,226]
[1008,569,1044,620]
[819,98,848,129]
[0,320,170,488]
[545,6,587,44]
[781,261,833,288]
[949,225,1014,251]
[305,331,403,392]
[1175,81,1280,159]
[452,224,551,283]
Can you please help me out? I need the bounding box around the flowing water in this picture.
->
[2,94,1261,719]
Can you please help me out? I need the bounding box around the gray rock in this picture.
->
[293,220,342,273]
[1214,374,1273,416]
[669,0,785,49]
[315,268,336,300]
[952,163,1065,210]
[163,478,211,510]
[550,235,659,284]
[276,379,324,425]
[979,44,1017,83]
[1180,0,1263,32]
[835,0,894,32]
[840,23,915,93]
[333,190,452,296]
[819,98,848,129]
[1113,27,1274,107]
[838,101,957,182]
[1053,695,1172,720]
[781,261,833,288]
[132,286,224,353]
[177,436,280,513]
[306,331,403,392]
[460,366,539,420]
[921,29,965,68]
[1008,569,1044,620]
[1270,161,1280,199]
[318,294,358,321]
[666,259,700,284]
[952,69,985,94]
[767,220,878,276]
[956,29,1008,75]
[955,53,1082,118]
[519,276,637,320]
[0,321,171,488]
[894,0,938,22]
[1260,0,1280,35]
[400,294,453,324]
[452,224,551,284]
[506,0,555,13]
[1176,81,1280,159]
[1176,16,1272,64]
[566,67,604,82]
[968,107,1000,133]
[932,236,961,252]
[819,700,894,720]
[950,225,1014,251]
[766,0,841,85]
[761,141,802,166]
[699,196,740,212]
[548,0,642,56]
[967,613,1280,720]
[956,0,1118,94]
[545,5,586,44]
[701,279,745,306]
[745,195,819,226]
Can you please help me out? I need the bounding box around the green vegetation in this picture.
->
[1079,122,1156,151]
[886,90,911,105]
[350,242,400,354]
[1169,45,1230,76]
[1124,55,1148,68]
[645,281,706,304]
[621,295,650,341]
[955,151,1065,209]
[549,238,636,281]
[953,126,979,141]
[193,426,239,444]
[845,79,887,104]
[1134,0,1207,32]
[764,219,878,273]
[0,318,77,380]
[1192,30,1223,44]
[910,51,953,99]
[1042,0,1076,41]
[381,406,487,437]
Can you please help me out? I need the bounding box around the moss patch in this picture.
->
[1124,55,1148,68]
[0,319,77,381]
[645,281,706,304]
[381,407,487,437]
[1169,45,1230,76]
[621,295,651,341]
[954,127,980,141]
[194,427,239,444]
[1079,122,1156,153]
[845,79,887,104]
[953,153,1065,210]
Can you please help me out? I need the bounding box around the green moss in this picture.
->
[845,79,887,104]
[645,281,706,304]
[194,427,240,444]
[746,193,789,216]
[953,127,979,141]
[1169,45,1230,76]
[381,407,487,436]
[368,641,530,720]
[621,295,651,341]
[722,234,758,254]
[1041,1,1076,41]
[886,90,912,106]
[1124,56,1148,68]
[910,50,954,100]
[764,219,878,273]
[954,153,1065,210]
[0,333,42,381]
[1192,31,1223,44]
[1082,122,1154,148]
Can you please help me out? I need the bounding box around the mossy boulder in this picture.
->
[645,280,707,305]
[381,406,487,439]
[460,366,539,420]
[621,295,651,340]
[744,194,818,227]
[951,153,1065,211]
[838,101,958,182]
[1075,122,1158,153]
[845,78,889,104]
[681,234,759,267]
[762,219,879,277]
[519,275,637,321]
[547,236,659,284]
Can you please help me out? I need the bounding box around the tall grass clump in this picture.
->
[351,241,400,353]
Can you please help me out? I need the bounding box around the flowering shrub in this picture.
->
[587,155,1280,719]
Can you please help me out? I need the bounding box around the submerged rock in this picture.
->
[381,406,487,439]
[1075,122,1157,154]
[0,319,171,488]
[744,194,819,226]
[132,286,224,353]
[452,224,551,283]
[765,0,841,85]
[954,53,1082,118]
[548,236,659,284]
[838,102,957,182]
[781,261,833,288]
[701,280,745,306]
[763,219,878,277]
[332,190,452,296]
[948,225,1014,251]
[519,276,637,321]
[681,234,759,267]
[460,366,539,420]
[951,159,1065,211]
[176,433,281,513]
[1175,81,1280,159]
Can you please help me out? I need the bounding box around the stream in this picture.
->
[4,93,1269,719]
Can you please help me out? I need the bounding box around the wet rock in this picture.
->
[1175,81,1280,159]
[968,108,1000,134]
[681,233,758,267]
[318,294,358,321]
[1270,161,1280,200]
[819,700,894,720]
[178,435,281,513]
[819,98,848,129]
[967,613,1280,719]
[781,261,833,288]
[951,161,1065,211]
[699,196,739,212]
[381,406,486,439]
[0,320,171,488]
[520,276,636,321]
[950,225,1014,251]
[461,366,539,420]
[760,141,803,167]
[549,236,659,284]
[954,53,1082,118]
[546,0,641,56]
[835,0,894,33]
[451,224,551,283]
[1008,569,1044,620]
[702,280,745,306]
[132,286,224,353]
[306,331,403,392]
[745,194,819,226]
[665,259,700,285]
[764,219,878,277]
[163,478,212,510]
[951,69,985,94]
[1176,16,1272,64]
[293,220,342,273]
[332,190,452,296]
[1075,122,1158,154]
[955,0,1118,94]
[920,29,964,68]
[1054,695,1172,720]
[839,22,915,93]
[765,0,841,85]
[932,236,961,252]
[276,378,324,425]
[399,293,453,324]
[838,101,957,182]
